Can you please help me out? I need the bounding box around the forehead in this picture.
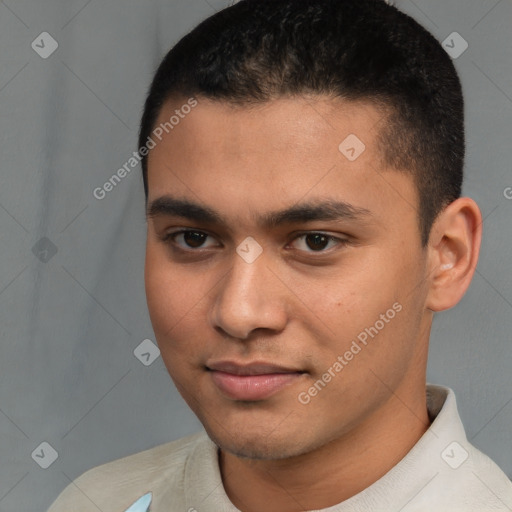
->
[150,95,385,163]
[146,96,418,233]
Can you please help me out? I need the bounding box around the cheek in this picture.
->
[145,262,173,330]
[144,262,197,381]
[323,254,421,350]
[144,246,214,361]
[325,259,397,317]
[144,247,190,337]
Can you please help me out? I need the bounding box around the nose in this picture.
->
[209,249,288,340]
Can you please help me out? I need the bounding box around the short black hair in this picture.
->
[139,0,464,247]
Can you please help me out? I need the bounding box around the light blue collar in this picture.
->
[124,492,152,512]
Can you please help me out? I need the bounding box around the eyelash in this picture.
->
[160,229,349,255]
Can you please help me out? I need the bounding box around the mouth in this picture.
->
[206,360,306,401]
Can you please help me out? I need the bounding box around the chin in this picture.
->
[211,432,306,460]
[202,420,319,461]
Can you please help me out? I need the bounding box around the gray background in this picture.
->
[0,0,510,510]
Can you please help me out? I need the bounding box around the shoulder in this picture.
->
[451,443,512,510]
[405,385,512,511]
[46,430,208,512]
[406,443,512,511]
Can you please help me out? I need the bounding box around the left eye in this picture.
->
[290,232,344,252]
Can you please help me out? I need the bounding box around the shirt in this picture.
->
[47,384,512,511]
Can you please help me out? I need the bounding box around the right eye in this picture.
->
[161,229,220,251]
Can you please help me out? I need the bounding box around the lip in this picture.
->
[207,360,302,375]
[207,360,305,401]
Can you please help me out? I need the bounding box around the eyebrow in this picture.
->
[146,195,372,229]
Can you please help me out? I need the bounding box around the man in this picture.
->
[48,0,512,510]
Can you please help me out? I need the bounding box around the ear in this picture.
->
[425,197,482,312]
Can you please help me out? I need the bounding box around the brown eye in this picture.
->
[304,233,330,251]
[163,230,217,250]
[181,231,208,248]
[290,232,347,253]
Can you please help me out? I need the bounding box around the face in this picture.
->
[144,96,432,460]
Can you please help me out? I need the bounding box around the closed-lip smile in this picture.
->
[207,360,303,375]
[206,360,306,400]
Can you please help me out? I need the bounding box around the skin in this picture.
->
[144,95,482,511]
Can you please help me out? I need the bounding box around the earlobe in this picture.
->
[425,197,482,312]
